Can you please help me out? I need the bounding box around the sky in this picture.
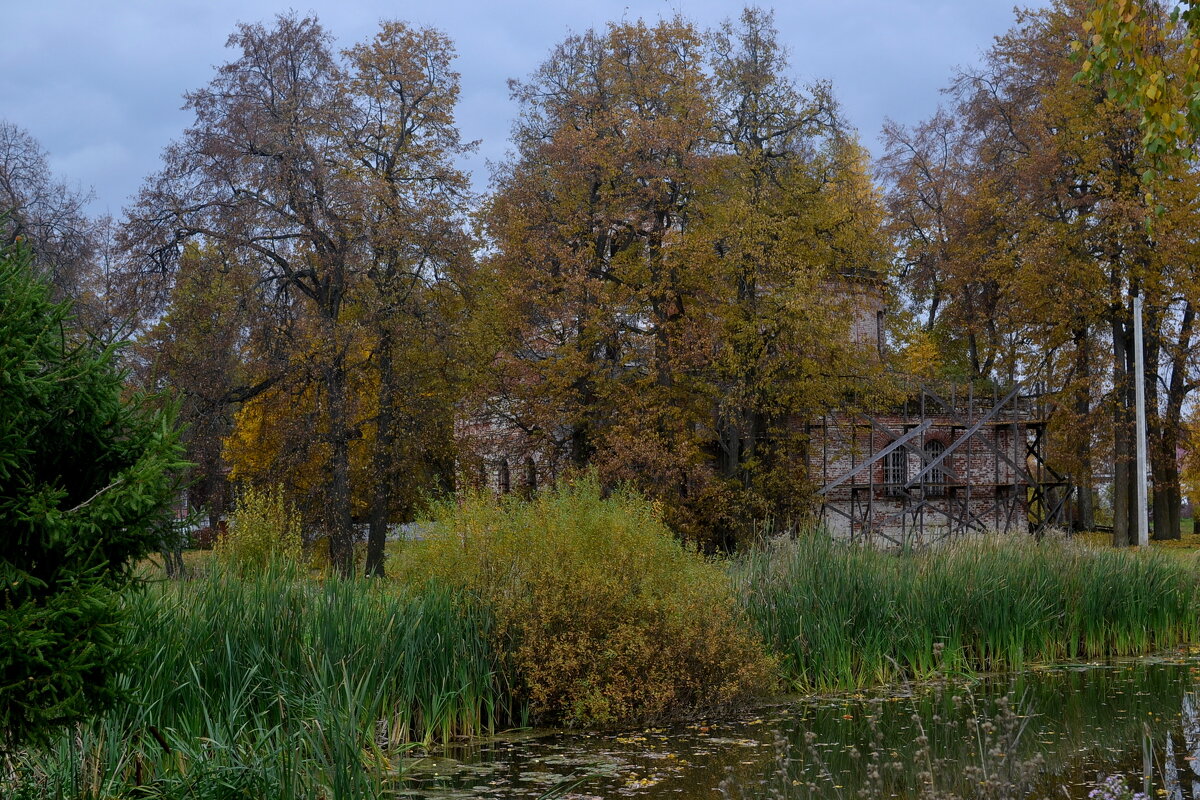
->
[0,0,1050,219]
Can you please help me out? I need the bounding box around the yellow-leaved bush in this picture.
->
[391,476,775,727]
[215,485,304,574]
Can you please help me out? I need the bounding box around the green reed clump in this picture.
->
[737,534,1200,692]
[6,562,499,800]
[392,475,776,727]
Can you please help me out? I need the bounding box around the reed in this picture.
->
[13,518,1200,797]
[737,534,1200,692]
[7,562,499,799]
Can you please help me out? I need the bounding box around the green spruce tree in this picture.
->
[0,241,185,750]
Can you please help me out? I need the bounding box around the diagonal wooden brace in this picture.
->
[862,412,961,482]
[818,420,933,495]
[906,384,1028,489]
[898,490,989,533]
[920,383,1038,486]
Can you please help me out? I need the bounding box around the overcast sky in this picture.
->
[0,1,1048,219]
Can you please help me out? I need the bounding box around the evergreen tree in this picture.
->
[0,242,185,750]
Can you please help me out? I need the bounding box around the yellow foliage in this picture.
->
[222,326,379,519]
[1182,415,1200,510]
[895,327,943,380]
[391,476,776,726]
[216,485,304,574]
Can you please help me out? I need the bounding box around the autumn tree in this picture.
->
[1078,0,1200,171]
[134,245,273,533]
[977,1,1200,543]
[477,10,890,545]
[883,0,1200,543]
[878,110,1023,382]
[122,14,474,575]
[0,121,97,299]
[703,8,893,535]
[1078,0,1200,538]
[0,120,126,342]
[475,15,717,537]
[342,21,475,575]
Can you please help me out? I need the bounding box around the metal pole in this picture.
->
[1133,294,1150,547]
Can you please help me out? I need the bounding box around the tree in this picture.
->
[120,14,361,572]
[0,121,97,300]
[1078,0,1200,539]
[341,21,476,575]
[1078,0,1200,172]
[883,0,1200,544]
[134,244,270,533]
[477,15,720,539]
[0,121,121,341]
[0,242,184,750]
[703,8,893,537]
[476,10,890,545]
[121,14,474,576]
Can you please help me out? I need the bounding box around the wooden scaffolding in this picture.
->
[809,380,1072,546]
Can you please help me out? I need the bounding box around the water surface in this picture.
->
[397,649,1200,798]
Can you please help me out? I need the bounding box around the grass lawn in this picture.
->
[136,548,215,579]
[1074,518,1200,561]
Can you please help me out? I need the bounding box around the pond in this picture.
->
[396,648,1200,799]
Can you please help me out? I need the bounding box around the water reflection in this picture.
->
[395,649,1200,799]
[1159,690,1200,800]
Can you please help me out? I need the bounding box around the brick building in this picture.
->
[807,272,1070,545]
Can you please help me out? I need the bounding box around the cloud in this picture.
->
[0,0,1046,216]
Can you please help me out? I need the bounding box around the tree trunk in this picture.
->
[1072,326,1095,531]
[1142,301,1173,541]
[717,414,741,480]
[365,329,396,577]
[1153,300,1194,541]
[161,520,185,580]
[717,254,759,486]
[325,342,356,577]
[1153,453,1182,541]
[1112,314,1135,547]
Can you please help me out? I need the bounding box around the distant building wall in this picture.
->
[806,403,1037,547]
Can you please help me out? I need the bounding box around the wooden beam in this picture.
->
[861,413,962,482]
[907,384,1030,489]
[818,420,932,495]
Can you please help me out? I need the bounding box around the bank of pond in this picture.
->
[7,481,1200,799]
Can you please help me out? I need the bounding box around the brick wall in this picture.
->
[808,411,1031,544]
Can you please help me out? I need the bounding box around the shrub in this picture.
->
[0,243,185,751]
[392,475,775,727]
[215,486,303,573]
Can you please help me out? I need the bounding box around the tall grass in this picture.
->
[737,534,1200,692]
[7,563,499,799]
[12,509,1200,797]
[213,485,303,574]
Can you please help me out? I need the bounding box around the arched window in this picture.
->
[884,446,907,493]
[924,439,946,497]
[498,458,511,494]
